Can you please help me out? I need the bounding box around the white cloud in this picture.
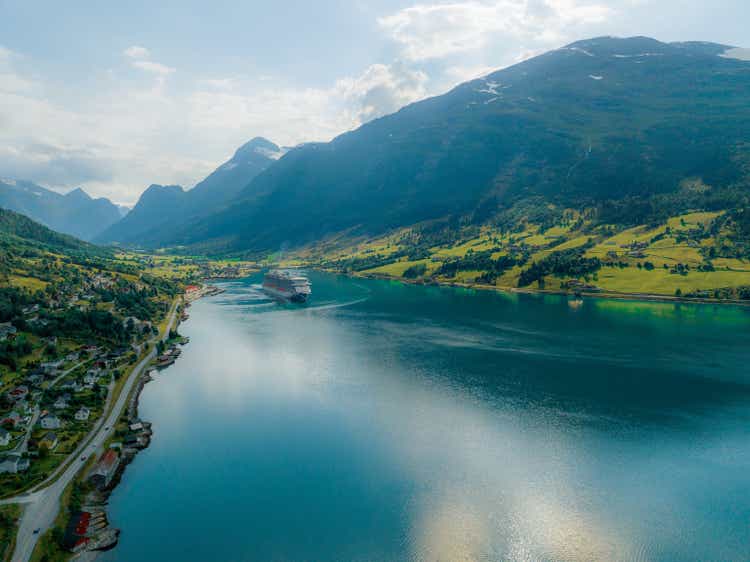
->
[0,70,36,94]
[199,78,236,91]
[0,48,197,203]
[123,45,150,59]
[335,62,429,122]
[186,85,349,145]
[0,46,37,94]
[186,62,428,147]
[0,1,638,205]
[132,60,176,75]
[444,64,497,83]
[379,0,613,61]
[123,45,175,86]
[0,142,114,188]
[721,47,750,61]
[0,44,430,204]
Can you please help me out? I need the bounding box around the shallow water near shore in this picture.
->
[101,271,750,561]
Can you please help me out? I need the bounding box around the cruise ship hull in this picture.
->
[262,285,309,303]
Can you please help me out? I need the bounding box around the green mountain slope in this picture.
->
[161,36,750,252]
[97,137,283,245]
[0,208,93,252]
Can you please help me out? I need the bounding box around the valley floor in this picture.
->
[285,210,750,304]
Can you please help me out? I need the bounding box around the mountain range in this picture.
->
[95,137,284,245]
[38,36,749,257]
[0,179,123,241]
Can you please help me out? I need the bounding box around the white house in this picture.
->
[83,372,99,385]
[0,428,10,447]
[21,304,39,316]
[40,414,61,429]
[27,374,44,387]
[122,317,152,331]
[54,397,69,410]
[40,360,64,374]
[59,380,83,393]
[0,454,29,474]
[75,407,90,421]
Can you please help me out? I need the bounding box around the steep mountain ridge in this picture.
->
[97,137,282,245]
[155,36,750,253]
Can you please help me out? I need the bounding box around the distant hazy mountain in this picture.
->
[97,183,188,245]
[0,207,93,252]
[151,36,750,252]
[97,137,283,245]
[0,179,122,241]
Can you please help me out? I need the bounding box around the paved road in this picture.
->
[13,407,39,455]
[48,358,92,390]
[2,300,179,562]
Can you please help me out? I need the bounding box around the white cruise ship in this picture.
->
[262,270,311,302]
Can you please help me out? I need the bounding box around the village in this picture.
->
[0,340,147,488]
[55,301,196,555]
[0,253,181,496]
[4,278,222,559]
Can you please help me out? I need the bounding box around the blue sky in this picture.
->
[0,0,748,204]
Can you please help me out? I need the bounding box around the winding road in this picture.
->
[1,300,179,562]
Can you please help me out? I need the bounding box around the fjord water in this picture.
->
[102,273,750,561]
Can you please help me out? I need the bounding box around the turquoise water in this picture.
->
[102,272,750,561]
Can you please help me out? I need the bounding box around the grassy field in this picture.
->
[7,275,48,291]
[298,209,750,299]
[0,504,20,562]
[594,267,749,294]
[364,258,434,277]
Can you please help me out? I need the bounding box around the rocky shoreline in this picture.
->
[69,372,158,558]
[72,285,224,559]
[68,290,216,559]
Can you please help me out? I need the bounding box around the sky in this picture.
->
[0,0,748,205]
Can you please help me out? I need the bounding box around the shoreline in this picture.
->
[73,285,220,561]
[342,270,750,308]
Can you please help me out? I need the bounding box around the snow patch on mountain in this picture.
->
[561,46,595,57]
[613,53,664,59]
[477,80,502,96]
[255,146,285,160]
